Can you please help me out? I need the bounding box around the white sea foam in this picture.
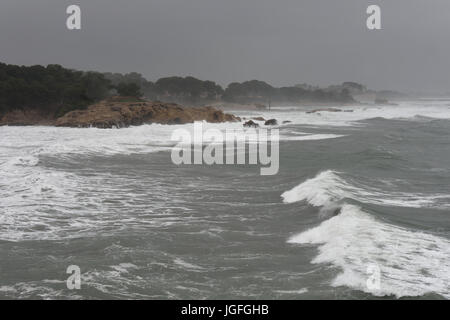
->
[0,281,80,299]
[281,171,349,207]
[283,171,450,298]
[110,263,139,274]
[288,204,450,298]
[280,134,346,141]
[274,288,308,295]
[0,121,344,162]
[241,102,450,127]
[173,258,206,271]
[281,170,449,209]
[0,155,192,241]
[0,119,349,242]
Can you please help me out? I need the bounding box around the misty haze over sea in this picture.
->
[2,0,450,94]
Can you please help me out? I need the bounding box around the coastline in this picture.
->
[0,97,241,128]
[210,101,364,112]
[0,98,373,128]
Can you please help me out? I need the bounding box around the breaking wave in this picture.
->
[283,171,450,298]
[281,170,449,209]
[288,203,450,298]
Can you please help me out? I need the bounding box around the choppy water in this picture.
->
[0,101,449,299]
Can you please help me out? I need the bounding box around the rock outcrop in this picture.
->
[264,119,278,126]
[0,109,54,126]
[252,117,266,121]
[55,98,240,128]
[243,120,259,128]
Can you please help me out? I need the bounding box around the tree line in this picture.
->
[0,63,112,117]
[0,62,354,117]
[103,73,354,105]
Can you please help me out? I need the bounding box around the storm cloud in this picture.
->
[1,0,449,93]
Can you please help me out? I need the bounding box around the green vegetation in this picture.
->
[155,76,224,104]
[0,63,111,117]
[103,72,156,99]
[0,62,356,119]
[223,80,274,103]
[104,74,355,105]
[223,80,354,104]
[107,95,145,103]
[116,82,142,98]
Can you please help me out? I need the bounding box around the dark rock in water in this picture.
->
[243,120,259,128]
[282,120,292,124]
[306,108,342,114]
[252,117,266,121]
[333,207,342,216]
[264,119,278,126]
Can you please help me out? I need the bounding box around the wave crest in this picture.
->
[288,204,450,298]
[281,170,449,209]
[284,171,450,298]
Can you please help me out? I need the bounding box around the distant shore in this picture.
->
[209,101,363,111]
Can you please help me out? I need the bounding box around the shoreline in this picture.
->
[0,97,241,128]
[0,98,404,128]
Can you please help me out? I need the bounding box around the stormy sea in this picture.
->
[0,100,449,299]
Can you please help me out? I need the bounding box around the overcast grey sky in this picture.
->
[0,0,449,93]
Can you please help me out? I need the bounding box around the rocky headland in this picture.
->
[0,97,241,128]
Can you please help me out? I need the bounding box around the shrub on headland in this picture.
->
[0,62,111,117]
